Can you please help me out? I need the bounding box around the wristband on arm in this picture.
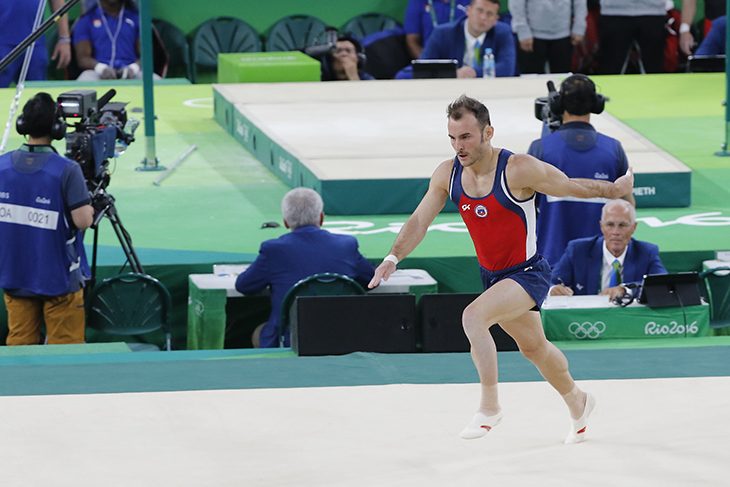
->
[383,254,399,266]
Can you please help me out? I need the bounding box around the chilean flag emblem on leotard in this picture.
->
[475,205,488,218]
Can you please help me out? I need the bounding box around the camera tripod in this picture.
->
[88,187,143,287]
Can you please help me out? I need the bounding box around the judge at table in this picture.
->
[235,188,374,348]
[549,199,667,300]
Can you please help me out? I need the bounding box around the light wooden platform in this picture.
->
[214,77,691,214]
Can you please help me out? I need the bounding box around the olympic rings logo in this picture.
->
[568,321,606,339]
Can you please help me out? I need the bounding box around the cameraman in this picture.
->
[0,92,93,345]
[322,35,374,81]
[528,74,635,267]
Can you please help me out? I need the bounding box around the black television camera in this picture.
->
[534,77,608,133]
[57,89,139,193]
[57,88,143,275]
[533,80,563,133]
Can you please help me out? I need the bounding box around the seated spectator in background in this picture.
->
[235,188,375,348]
[322,35,375,81]
[679,0,725,55]
[404,0,471,59]
[598,0,667,74]
[550,199,667,300]
[400,0,516,78]
[529,74,634,267]
[0,0,71,87]
[695,15,726,55]
[509,0,587,74]
[73,0,147,80]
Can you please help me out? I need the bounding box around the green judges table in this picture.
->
[541,295,710,341]
[187,267,438,350]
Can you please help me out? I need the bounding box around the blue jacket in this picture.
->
[421,16,516,77]
[235,225,374,348]
[696,15,726,56]
[551,235,667,295]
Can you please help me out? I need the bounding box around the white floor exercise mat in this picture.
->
[1,376,729,486]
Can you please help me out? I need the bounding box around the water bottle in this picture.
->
[483,48,496,79]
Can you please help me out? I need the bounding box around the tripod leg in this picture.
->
[102,202,144,274]
[88,225,100,291]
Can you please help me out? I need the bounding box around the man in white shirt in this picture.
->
[549,199,667,300]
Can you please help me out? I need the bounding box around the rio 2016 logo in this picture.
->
[644,321,699,336]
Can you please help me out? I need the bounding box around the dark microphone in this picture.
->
[546,80,557,95]
[97,89,117,111]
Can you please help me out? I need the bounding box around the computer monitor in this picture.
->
[412,59,458,79]
[687,54,725,73]
[638,272,702,308]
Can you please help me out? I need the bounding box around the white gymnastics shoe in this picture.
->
[565,393,596,444]
[459,411,503,439]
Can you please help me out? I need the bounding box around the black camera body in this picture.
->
[57,89,137,191]
[534,94,562,132]
[534,76,607,133]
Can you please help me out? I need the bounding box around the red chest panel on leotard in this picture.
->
[449,149,536,271]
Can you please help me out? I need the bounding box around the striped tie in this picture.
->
[608,259,622,287]
[473,40,482,71]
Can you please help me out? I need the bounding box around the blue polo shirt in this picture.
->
[0,145,90,297]
[73,5,139,69]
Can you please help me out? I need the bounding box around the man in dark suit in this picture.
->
[414,0,516,77]
[235,188,374,348]
[550,199,667,300]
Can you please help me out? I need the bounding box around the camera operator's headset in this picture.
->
[16,93,67,141]
[548,74,607,117]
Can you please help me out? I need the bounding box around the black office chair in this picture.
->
[361,27,412,79]
[341,13,401,40]
[87,273,172,351]
[189,16,262,83]
[278,273,365,347]
[699,266,730,334]
[153,18,191,79]
[264,14,327,52]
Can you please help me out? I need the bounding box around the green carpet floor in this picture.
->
[1,341,729,396]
